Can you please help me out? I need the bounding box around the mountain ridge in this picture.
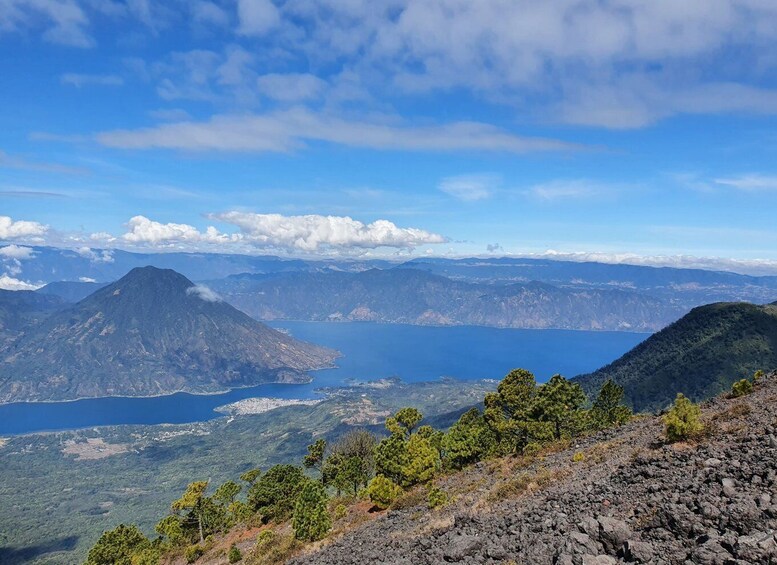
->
[575,301,777,412]
[0,266,338,403]
[209,268,681,332]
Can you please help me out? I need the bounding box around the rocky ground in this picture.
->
[291,372,777,564]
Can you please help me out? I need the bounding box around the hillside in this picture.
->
[575,302,777,412]
[0,267,338,403]
[37,281,109,303]
[0,289,65,339]
[292,372,777,565]
[209,269,681,332]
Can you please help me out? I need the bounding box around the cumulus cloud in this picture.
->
[0,274,42,291]
[60,73,123,87]
[0,245,35,260]
[439,174,499,201]
[0,216,48,240]
[75,247,114,263]
[186,284,222,302]
[121,215,239,246]
[97,108,579,153]
[79,276,97,283]
[212,211,447,251]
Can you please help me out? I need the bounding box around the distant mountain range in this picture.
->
[10,247,777,333]
[205,268,682,331]
[400,257,777,307]
[575,301,777,412]
[0,267,337,403]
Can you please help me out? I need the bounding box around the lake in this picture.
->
[0,322,647,435]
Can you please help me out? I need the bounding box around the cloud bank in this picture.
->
[115,213,446,253]
[0,216,48,240]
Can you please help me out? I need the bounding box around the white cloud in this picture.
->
[0,244,35,260]
[79,276,97,283]
[186,284,222,302]
[75,246,114,263]
[256,73,327,102]
[237,0,279,36]
[0,274,42,291]
[438,174,498,201]
[0,0,93,47]
[527,180,603,201]
[121,215,239,246]
[526,250,777,277]
[211,211,447,251]
[60,73,123,87]
[714,174,777,192]
[0,216,48,240]
[96,108,580,153]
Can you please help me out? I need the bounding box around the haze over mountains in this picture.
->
[206,269,679,331]
[0,267,337,403]
[13,246,777,333]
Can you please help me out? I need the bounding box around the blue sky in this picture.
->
[2,0,777,277]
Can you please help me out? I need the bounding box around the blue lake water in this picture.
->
[0,322,648,435]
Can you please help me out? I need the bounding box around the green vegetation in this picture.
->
[85,524,154,565]
[0,378,491,565]
[731,378,754,397]
[576,302,777,412]
[292,481,331,541]
[663,394,704,442]
[367,475,403,509]
[81,369,634,563]
[248,465,306,522]
[228,544,242,563]
[427,486,448,509]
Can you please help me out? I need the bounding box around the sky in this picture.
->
[1,0,777,277]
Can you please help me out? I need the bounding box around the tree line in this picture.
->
[86,370,634,565]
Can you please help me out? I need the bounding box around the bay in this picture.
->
[0,322,647,435]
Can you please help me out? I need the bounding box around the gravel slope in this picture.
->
[293,373,777,564]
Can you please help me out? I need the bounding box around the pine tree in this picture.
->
[590,379,632,428]
[292,481,331,541]
[85,524,150,565]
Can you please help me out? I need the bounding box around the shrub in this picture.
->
[367,475,403,509]
[254,530,275,552]
[333,504,348,520]
[732,378,754,398]
[228,544,242,563]
[248,464,306,522]
[754,370,765,383]
[85,524,151,565]
[522,442,542,456]
[572,451,585,463]
[427,486,448,509]
[663,393,704,442]
[292,481,331,541]
[184,544,205,563]
[250,530,297,565]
